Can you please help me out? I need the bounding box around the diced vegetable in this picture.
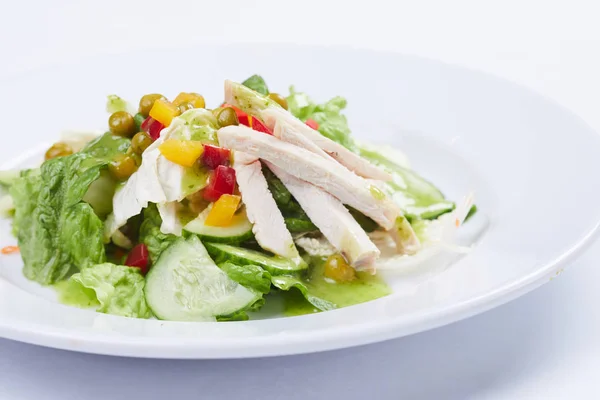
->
[130,132,153,154]
[140,117,164,140]
[125,243,149,275]
[201,145,231,169]
[305,119,319,130]
[158,139,204,167]
[1,245,19,255]
[149,98,180,127]
[108,154,138,181]
[323,254,356,282]
[249,116,272,134]
[138,94,165,118]
[108,111,137,138]
[45,142,73,160]
[205,194,241,227]
[172,92,205,109]
[203,165,236,202]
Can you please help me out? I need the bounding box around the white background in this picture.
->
[1,0,600,398]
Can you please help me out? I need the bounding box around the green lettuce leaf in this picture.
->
[139,203,178,263]
[286,86,355,150]
[218,262,272,295]
[271,275,336,311]
[216,261,272,321]
[11,155,106,284]
[10,169,40,237]
[242,75,269,95]
[9,133,130,285]
[81,131,131,161]
[68,263,152,318]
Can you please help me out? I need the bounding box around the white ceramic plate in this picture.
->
[0,44,599,359]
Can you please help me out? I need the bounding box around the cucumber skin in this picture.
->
[184,209,254,244]
[192,230,254,244]
[204,242,307,275]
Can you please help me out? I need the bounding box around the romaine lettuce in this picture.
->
[139,203,178,263]
[218,262,272,295]
[286,87,355,150]
[242,75,269,95]
[271,275,336,311]
[9,133,130,284]
[68,263,152,318]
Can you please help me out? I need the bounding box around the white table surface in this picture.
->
[2,1,600,398]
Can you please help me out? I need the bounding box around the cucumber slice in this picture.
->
[144,236,261,321]
[184,205,253,243]
[204,242,307,275]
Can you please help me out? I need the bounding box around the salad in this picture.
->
[0,75,474,321]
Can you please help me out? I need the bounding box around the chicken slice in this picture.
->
[224,80,391,181]
[267,111,330,159]
[233,152,301,261]
[267,162,380,270]
[218,125,400,230]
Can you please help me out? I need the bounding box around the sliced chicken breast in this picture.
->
[267,162,380,270]
[218,125,400,230]
[224,80,391,181]
[233,152,301,261]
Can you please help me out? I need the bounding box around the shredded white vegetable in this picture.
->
[374,192,475,271]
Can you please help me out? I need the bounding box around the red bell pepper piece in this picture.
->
[305,119,319,130]
[203,165,236,202]
[250,116,272,134]
[238,114,250,126]
[141,117,165,141]
[201,145,231,169]
[125,243,149,275]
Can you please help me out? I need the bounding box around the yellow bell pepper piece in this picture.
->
[172,92,206,109]
[158,139,204,167]
[205,194,241,227]
[149,98,180,126]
